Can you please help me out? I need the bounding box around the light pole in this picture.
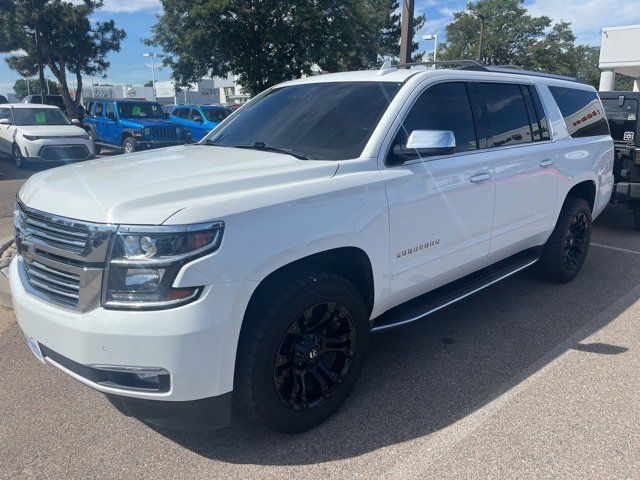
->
[143,53,165,101]
[423,34,439,63]
[477,14,486,63]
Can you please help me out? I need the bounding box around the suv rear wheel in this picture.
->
[536,197,592,282]
[235,272,369,432]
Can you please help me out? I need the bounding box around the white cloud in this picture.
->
[526,0,640,45]
[71,0,161,13]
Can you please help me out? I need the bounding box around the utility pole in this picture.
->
[477,14,486,63]
[399,0,415,65]
[143,53,166,101]
[33,1,47,103]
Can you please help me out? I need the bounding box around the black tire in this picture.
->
[12,143,28,169]
[122,137,136,154]
[536,197,592,282]
[235,273,369,432]
[633,208,640,232]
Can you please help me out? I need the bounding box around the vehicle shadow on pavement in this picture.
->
[148,209,640,466]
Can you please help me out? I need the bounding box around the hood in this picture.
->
[18,145,339,225]
[119,118,179,128]
[16,125,87,136]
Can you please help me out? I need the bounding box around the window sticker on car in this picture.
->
[628,113,637,121]
[35,112,46,123]
[623,131,635,142]
[132,106,141,115]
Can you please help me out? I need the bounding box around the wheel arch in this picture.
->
[566,179,596,213]
[243,246,375,322]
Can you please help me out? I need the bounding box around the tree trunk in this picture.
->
[48,60,79,119]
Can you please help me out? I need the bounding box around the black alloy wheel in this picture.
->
[274,301,356,412]
[563,212,589,272]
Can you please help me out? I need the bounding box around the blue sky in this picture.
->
[1,0,639,97]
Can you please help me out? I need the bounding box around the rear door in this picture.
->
[93,101,105,141]
[188,107,207,141]
[475,82,558,255]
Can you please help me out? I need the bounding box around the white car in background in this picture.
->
[0,104,94,169]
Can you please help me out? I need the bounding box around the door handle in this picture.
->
[539,159,555,168]
[469,172,492,183]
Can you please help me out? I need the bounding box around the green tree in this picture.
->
[147,0,424,96]
[13,78,60,99]
[440,0,603,88]
[0,0,126,117]
[440,0,550,65]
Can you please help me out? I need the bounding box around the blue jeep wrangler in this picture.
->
[83,99,190,154]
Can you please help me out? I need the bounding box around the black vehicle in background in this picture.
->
[0,95,7,104]
[22,94,66,113]
[599,91,640,230]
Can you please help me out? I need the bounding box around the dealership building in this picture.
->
[599,24,640,91]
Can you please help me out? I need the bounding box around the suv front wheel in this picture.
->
[235,272,369,432]
[12,143,27,169]
[122,137,136,154]
[536,196,592,282]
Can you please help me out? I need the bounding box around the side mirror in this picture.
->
[390,130,456,164]
[71,118,80,124]
[0,118,11,125]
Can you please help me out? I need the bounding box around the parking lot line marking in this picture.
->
[591,242,640,256]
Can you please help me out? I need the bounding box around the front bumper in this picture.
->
[19,139,94,163]
[10,257,258,428]
[134,139,188,149]
[611,182,640,204]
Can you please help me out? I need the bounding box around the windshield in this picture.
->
[205,81,401,160]
[602,97,638,143]
[203,107,231,123]
[13,108,70,126]
[117,102,164,119]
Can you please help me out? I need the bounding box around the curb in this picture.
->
[0,235,14,310]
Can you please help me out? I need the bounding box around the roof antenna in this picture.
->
[378,60,396,76]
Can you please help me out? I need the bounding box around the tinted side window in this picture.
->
[477,83,532,148]
[549,86,609,138]
[85,102,94,117]
[392,82,477,159]
[0,108,11,122]
[527,86,550,141]
[175,108,189,119]
[190,108,203,122]
[106,103,115,119]
[95,102,104,117]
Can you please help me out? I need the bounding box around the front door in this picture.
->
[382,81,496,307]
[103,103,119,145]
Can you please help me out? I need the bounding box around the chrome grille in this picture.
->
[150,126,178,141]
[20,207,90,255]
[24,259,80,308]
[14,202,117,312]
[39,145,90,161]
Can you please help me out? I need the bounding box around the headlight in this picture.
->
[22,134,43,141]
[104,222,224,310]
[144,127,151,136]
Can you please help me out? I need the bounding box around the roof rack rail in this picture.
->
[385,59,581,83]
[395,59,488,71]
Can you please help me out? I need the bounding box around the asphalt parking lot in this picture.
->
[1,154,640,479]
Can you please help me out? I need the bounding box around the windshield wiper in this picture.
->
[233,142,309,160]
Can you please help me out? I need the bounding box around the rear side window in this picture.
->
[0,107,12,122]
[549,86,609,138]
[85,102,94,117]
[95,102,104,117]
[175,108,189,119]
[393,82,478,158]
[527,86,550,141]
[477,83,533,148]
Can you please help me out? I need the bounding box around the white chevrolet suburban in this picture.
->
[10,63,614,433]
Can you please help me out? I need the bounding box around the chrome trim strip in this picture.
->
[29,261,79,281]
[27,277,79,300]
[371,258,539,332]
[26,268,80,291]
